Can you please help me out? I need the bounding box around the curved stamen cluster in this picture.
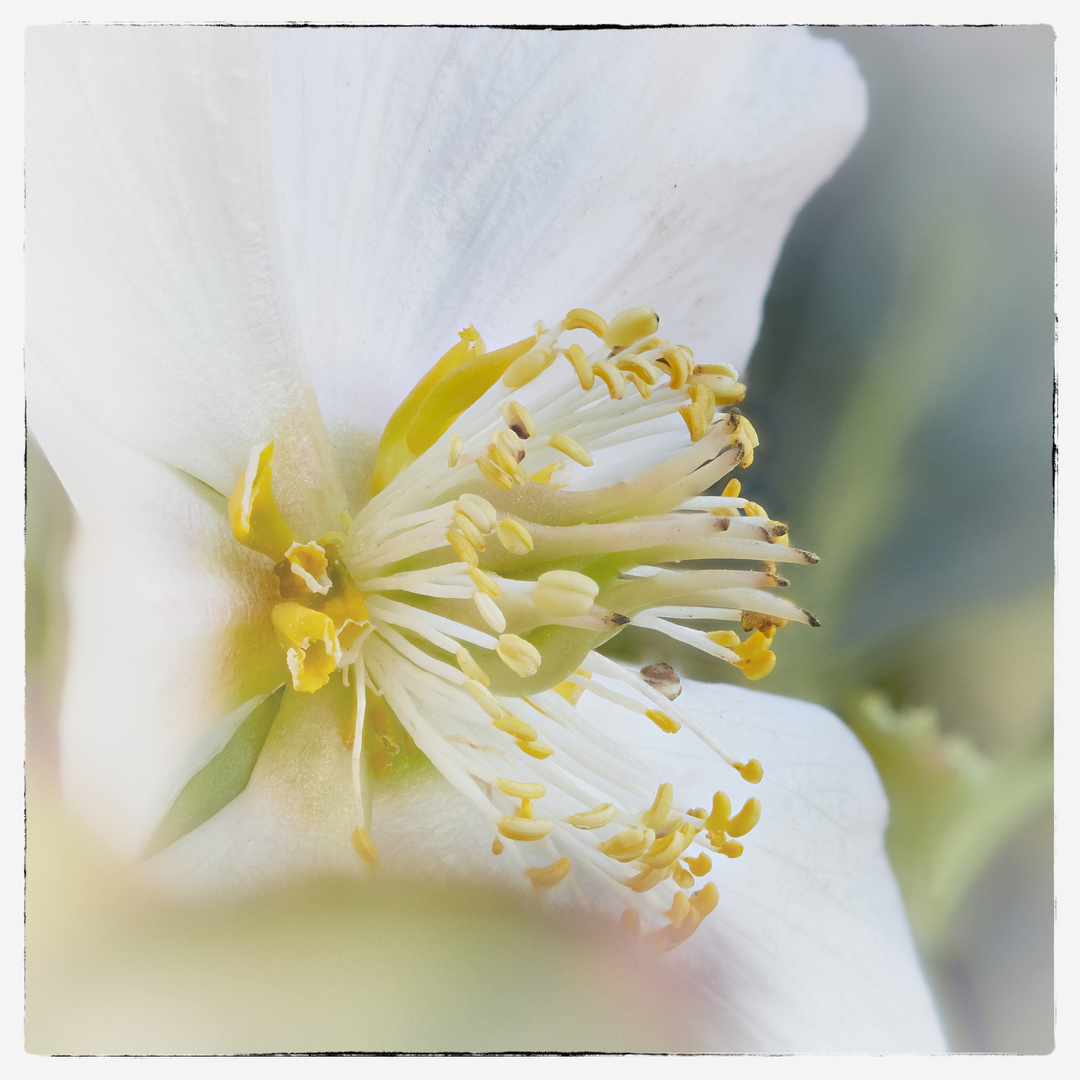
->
[227,307,818,946]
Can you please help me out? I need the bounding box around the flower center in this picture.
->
[227,307,819,948]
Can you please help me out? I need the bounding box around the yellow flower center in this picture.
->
[226,306,819,948]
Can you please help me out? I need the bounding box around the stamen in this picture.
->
[525,857,572,889]
[496,778,546,800]
[351,827,380,869]
[501,400,537,440]
[496,634,543,678]
[498,816,553,842]
[562,307,608,338]
[222,304,817,946]
[603,306,660,349]
[496,518,534,555]
[548,432,594,467]
[567,803,617,830]
[531,570,599,616]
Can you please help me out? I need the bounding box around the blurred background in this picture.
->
[26,26,1054,1052]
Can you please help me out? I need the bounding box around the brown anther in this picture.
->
[639,662,682,701]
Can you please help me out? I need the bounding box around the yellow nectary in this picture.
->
[224,307,819,947]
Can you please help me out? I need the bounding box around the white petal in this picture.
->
[26,26,342,533]
[270,27,865,453]
[28,357,285,860]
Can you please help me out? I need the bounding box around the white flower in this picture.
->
[26,26,944,1051]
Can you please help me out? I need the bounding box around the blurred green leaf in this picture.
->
[847,691,1051,955]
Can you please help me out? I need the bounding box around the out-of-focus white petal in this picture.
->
[25,26,342,533]
[145,675,941,1050]
[28,357,284,860]
[271,27,866,465]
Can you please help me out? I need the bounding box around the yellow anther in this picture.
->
[725,797,761,838]
[456,493,498,534]
[744,501,768,518]
[740,415,760,447]
[351,827,380,869]
[706,629,742,648]
[516,739,554,760]
[641,823,696,868]
[721,478,742,498]
[705,791,732,834]
[660,345,692,390]
[446,529,480,568]
[548,432,594,467]
[736,650,776,681]
[563,307,608,338]
[665,891,692,929]
[732,630,771,660]
[453,511,487,550]
[531,570,599,617]
[468,565,501,598]
[497,816,553,842]
[465,679,504,720]
[526,857,572,889]
[488,440,525,480]
[684,851,713,877]
[228,442,294,561]
[624,370,653,399]
[736,759,764,784]
[732,416,757,467]
[672,865,695,891]
[567,803,617,830]
[496,634,542,678]
[599,827,653,863]
[515,798,535,819]
[553,668,590,706]
[473,590,507,633]
[475,454,516,490]
[495,518,534,555]
[604,306,660,349]
[492,837,504,855]
[690,881,720,918]
[456,646,490,687]
[503,345,556,389]
[495,427,527,463]
[687,807,708,820]
[592,360,627,399]
[285,541,332,595]
[645,708,681,734]
[447,434,464,467]
[501,400,536,440]
[528,462,565,486]
[626,866,670,893]
[695,362,739,380]
[679,382,717,442]
[492,714,538,742]
[496,778,546,800]
[614,355,659,383]
[563,342,595,390]
[688,381,716,412]
[640,783,675,831]
[718,840,744,858]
